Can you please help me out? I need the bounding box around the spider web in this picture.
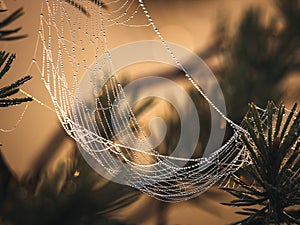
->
[34,0,257,202]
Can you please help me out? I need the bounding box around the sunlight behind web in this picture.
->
[18,0,296,202]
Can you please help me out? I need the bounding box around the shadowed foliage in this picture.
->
[218,0,300,122]
[0,149,139,225]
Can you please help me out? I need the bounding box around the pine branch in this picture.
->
[0,51,32,107]
[0,97,31,107]
[222,102,300,224]
[0,8,27,41]
[0,51,14,79]
[0,75,32,95]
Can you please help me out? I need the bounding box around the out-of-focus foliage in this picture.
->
[218,0,300,122]
[0,149,139,225]
[64,0,107,16]
[0,8,27,41]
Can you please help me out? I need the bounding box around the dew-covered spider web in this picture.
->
[29,0,297,202]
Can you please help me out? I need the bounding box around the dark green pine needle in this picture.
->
[0,51,32,107]
[222,102,300,225]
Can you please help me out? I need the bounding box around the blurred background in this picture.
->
[0,0,299,224]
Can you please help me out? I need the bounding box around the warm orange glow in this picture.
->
[74,170,80,177]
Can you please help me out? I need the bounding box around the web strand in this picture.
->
[27,0,299,202]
